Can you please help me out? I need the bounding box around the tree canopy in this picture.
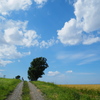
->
[15,75,20,79]
[28,57,49,81]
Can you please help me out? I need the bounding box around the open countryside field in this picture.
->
[0,78,21,100]
[32,81,100,100]
[59,84,100,90]
[0,78,100,100]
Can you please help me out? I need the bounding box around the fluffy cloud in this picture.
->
[0,45,30,59]
[0,18,40,47]
[0,18,37,66]
[40,38,58,48]
[47,71,60,76]
[0,0,32,15]
[57,0,100,45]
[34,0,47,8]
[0,17,57,66]
[57,18,82,45]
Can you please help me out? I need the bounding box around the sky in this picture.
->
[0,0,100,84]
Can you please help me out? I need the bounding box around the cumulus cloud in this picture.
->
[34,0,47,8]
[57,18,82,45]
[0,45,31,66]
[57,0,100,45]
[0,18,38,66]
[0,18,40,47]
[0,0,32,15]
[47,71,60,76]
[0,17,57,66]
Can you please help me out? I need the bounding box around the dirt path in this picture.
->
[28,82,44,100]
[6,82,23,100]
[6,81,44,100]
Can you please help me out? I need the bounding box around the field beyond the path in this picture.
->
[32,81,100,100]
[59,84,100,90]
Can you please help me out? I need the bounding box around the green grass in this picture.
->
[0,78,21,100]
[31,81,100,100]
[22,81,31,100]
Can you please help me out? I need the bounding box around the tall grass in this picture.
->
[60,84,100,100]
[0,78,21,100]
[22,81,31,100]
[32,81,100,100]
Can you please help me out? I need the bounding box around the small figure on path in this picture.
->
[22,77,24,81]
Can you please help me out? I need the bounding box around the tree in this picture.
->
[15,75,20,79]
[28,57,49,81]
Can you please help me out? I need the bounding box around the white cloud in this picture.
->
[57,0,100,45]
[0,59,13,66]
[0,19,40,47]
[47,71,60,76]
[66,70,73,73]
[0,18,39,66]
[57,18,82,45]
[0,45,31,59]
[40,38,58,48]
[0,0,32,15]
[34,0,47,8]
[0,17,57,66]
[83,35,100,45]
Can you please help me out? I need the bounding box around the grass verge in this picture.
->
[22,81,31,100]
[31,81,100,100]
[0,78,21,100]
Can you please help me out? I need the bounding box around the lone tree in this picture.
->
[28,57,49,81]
[15,75,20,79]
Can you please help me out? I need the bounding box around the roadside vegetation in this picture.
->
[32,81,100,100]
[60,84,100,100]
[0,78,21,100]
[22,81,31,100]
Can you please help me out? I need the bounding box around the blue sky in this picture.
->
[0,0,100,84]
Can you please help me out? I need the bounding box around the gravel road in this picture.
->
[6,81,44,100]
[6,82,23,100]
[28,82,44,100]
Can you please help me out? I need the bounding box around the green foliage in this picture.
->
[28,57,49,81]
[0,78,21,100]
[31,81,100,100]
[15,75,20,79]
[22,81,31,100]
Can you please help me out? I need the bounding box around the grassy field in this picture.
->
[0,78,21,100]
[32,81,100,100]
[22,81,31,100]
[60,84,100,90]
[59,84,100,100]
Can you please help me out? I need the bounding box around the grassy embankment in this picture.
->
[0,78,21,100]
[32,81,100,100]
[22,81,31,100]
